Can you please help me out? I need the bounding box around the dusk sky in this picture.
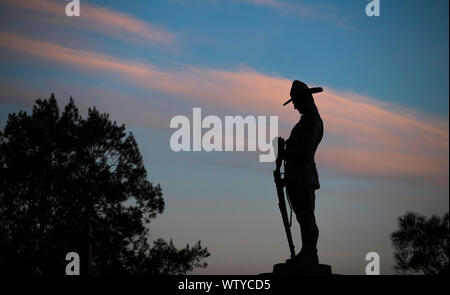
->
[0,0,448,274]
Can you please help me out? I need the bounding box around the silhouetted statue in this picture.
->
[273,80,331,274]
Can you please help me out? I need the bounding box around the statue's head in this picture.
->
[283,80,322,114]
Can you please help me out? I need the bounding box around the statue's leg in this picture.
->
[287,183,319,264]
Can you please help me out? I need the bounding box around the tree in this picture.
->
[0,94,210,275]
[391,211,449,275]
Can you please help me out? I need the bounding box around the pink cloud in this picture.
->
[0,32,448,184]
[1,0,175,45]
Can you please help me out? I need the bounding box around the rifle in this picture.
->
[273,137,296,259]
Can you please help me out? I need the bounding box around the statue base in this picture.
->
[272,259,332,275]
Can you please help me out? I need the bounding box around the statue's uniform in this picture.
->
[285,104,323,257]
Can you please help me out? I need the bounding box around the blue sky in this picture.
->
[0,0,448,274]
[84,0,449,113]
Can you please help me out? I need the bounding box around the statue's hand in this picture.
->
[277,137,285,159]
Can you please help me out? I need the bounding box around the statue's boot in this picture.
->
[291,250,319,268]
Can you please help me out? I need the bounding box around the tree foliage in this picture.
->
[0,95,209,275]
[391,211,448,275]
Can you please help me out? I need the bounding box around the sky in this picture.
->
[0,0,448,274]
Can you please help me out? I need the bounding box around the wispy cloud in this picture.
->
[0,0,175,45]
[0,31,448,184]
[238,0,352,28]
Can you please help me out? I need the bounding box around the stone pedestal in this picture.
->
[272,260,332,275]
